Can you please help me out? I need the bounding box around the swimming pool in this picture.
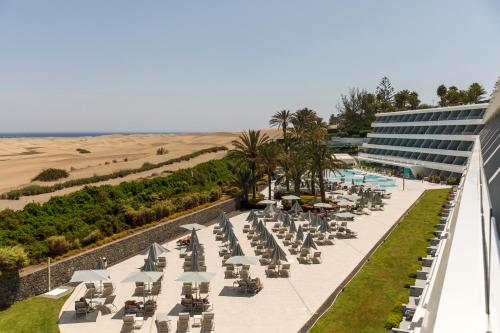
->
[326,169,398,188]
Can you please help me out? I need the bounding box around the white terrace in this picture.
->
[59,178,444,333]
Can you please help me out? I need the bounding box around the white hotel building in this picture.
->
[359,103,488,179]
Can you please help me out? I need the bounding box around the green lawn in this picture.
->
[310,188,449,333]
[0,294,69,333]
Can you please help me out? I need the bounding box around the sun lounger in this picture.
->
[312,252,322,264]
[265,268,278,278]
[156,313,172,333]
[279,269,290,278]
[181,283,192,295]
[177,312,191,332]
[75,301,89,319]
[122,314,143,332]
[225,270,237,279]
[199,282,210,294]
[181,299,193,313]
[201,312,215,331]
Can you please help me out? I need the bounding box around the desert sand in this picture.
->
[0,130,280,210]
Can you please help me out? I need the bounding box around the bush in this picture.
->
[0,246,28,274]
[156,147,169,155]
[47,236,71,257]
[32,168,69,182]
[384,312,403,329]
[446,176,459,185]
[429,175,441,184]
[76,148,90,154]
[359,129,371,138]
[80,230,103,247]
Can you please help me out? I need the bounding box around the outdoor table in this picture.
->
[192,314,202,327]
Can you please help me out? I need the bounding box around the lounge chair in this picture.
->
[103,282,115,291]
[122,314,143,332]
[156,313,172,333]
[177,312,191,332]
[279,269,290,278]
[181,298,193,313]
[201,312,215,331]
[225,270,237,279]
[265,268,278,278]
[133,286,146,297]
[144,302,156,317]
[75,301,89,319]
[199,282,210,294]
[312,252,322,264]
[240,270,250,280]
[181,283,192,295]
[101,287,114,298]
[102,295,117,313]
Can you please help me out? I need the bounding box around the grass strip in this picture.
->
[310,188,449,333]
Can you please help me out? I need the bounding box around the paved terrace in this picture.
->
[59,178,444,333]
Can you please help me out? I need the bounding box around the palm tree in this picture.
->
[258,143,282,199]
[287,145,308,195]
[313,145,346,202]
[269,110,292,191]
[232,166,254,203]
[229,130,270,199]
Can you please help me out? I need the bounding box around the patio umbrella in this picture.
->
[318,218,331,233]
[296,225,304,241]
[70,269,110,283]
[96,257,106,270]
[309,198,320,205]
[186,228,201,252]
[175,271,216,283]
[337,199,354,207]
[310,214,318,227]
[224,227,238,247]
[258,199,276,205]
[252,215,259,227]
[142,242,169,261]
[335,212,355,219]
[289,220,297,233]
[181,223,206,231]
[246,210,255,222]
[141,258,158,272]
[122,271,163,283]
[231,242,245,256]
[291,200,303,213]
[225,256,259,266]
[277,210,285,222]
[264,203,275,215]
[283,213,291,227]
[305,211,313,221]
[256,220,265,234]
[302,233,318,250]
[266,234,279,250]
[122,271,163,303]
[219,211,227,223]
[282,194,300,200]
[190,246,200,271]
[270,246,288,265]
[344,194,360,202]
[223,220,234,234]
[314,202,333,209]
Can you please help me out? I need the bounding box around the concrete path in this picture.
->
[59,177,444,333]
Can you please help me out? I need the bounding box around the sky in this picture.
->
[1,0,499,133]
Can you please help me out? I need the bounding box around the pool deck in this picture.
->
[58,177,445,333]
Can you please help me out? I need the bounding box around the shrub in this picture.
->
[0,246,28,275]
[32,168,69,182]
[416,173,423,180]
[384,312,403,329]
[47,236,71,257]
[124,157,128,162]
[80,230,103,247]
[156,147,169,155]
[76,148,91,154]
[446,176,459,185]
[359,129,371,138]
[429,175,441,184]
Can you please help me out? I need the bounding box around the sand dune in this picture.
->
[0,130,280,210]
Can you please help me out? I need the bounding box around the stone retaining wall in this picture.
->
[0,198,240,308]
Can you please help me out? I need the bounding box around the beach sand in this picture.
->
[0,130,280,210]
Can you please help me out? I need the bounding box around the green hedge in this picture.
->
[0,159,235,263]
[2,146,228,199]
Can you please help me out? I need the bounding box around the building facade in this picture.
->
[358,103,489,179]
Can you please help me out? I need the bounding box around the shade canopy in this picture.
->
[70,269,110,283]
[313,202,332,208]
[336,199,355,207]
[302,233,318,250]
[122,271,163,283]
[282,195,300,200]
[181,223,206,231]
[225,255,259,266]
[175,271,215,283]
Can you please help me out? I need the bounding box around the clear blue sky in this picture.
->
[1,0,499,133]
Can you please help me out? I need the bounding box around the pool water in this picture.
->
[326,169,398,188]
